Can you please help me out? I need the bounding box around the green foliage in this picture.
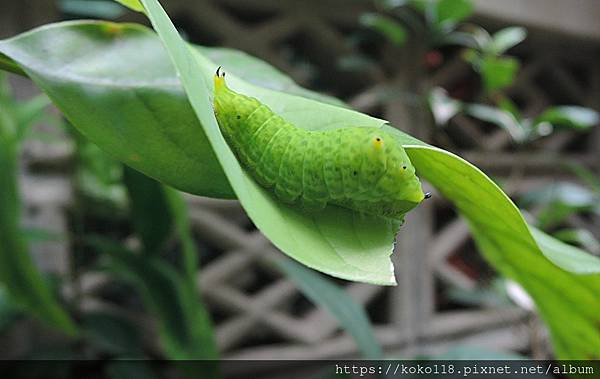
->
[520,182,599,229]
[435,0,473,27]
[360,13,407,46]
[123,166,173,256]
[114,0,144,13]
[0,73,77,336]
[553,229,600,256]
[479,55,520,94]
[487,27,527,55]
[450,99,599,144]
[1,4,599,358]
[91,237,218,360]
[277,259,383,359]
[118,167,217,360]
[0,284,22,332]
[532,228,600,274]
[403,144,600,358]
[535,106,599,131]
[72,129,128,215]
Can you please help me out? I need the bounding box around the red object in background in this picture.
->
[424,50,443,69]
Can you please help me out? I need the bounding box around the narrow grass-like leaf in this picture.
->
[90,237,218,359]
[0,74,77,336]
[123,166,173,256]
[277,259,382,359]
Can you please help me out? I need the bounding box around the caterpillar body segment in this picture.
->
[213,68,425,220]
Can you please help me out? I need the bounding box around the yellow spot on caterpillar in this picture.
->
[372,137,383,149]
[214,66,227,92]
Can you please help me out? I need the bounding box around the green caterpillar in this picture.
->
[213,68,427,220]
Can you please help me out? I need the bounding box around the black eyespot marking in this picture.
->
[236,115,241,119]
[402,166,407,170]
[376,138,381,142]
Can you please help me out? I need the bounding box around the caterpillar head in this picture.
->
[373,133,425,205]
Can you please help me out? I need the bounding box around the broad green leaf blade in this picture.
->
[90,237,218,359]
[198,47,346,107]
[277,259,383,359]
[0,20,398,285]
[399,144,600,359]
[0,74,77,336]
[137,0,400,285]
[123,166,173,256]
[0,21,233,199]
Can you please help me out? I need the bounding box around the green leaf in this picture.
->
[428,87,462,126]
[123,166,173,256]
[164,187,200,281]
[531,227,600,275]
[553,228,600,256]
[90,237,218,359]
[489,27,527,55]
[480,55,519,93]
[0,21,232,199]
[135,0,401,285]
[277,259,382,359]
[360,13,407,46]
[520,182,598,228]
[114,0,145,13]
[0,284,22,332]
[496,95,521,120]
[399,144,600,358]
[435,0,474,26]
[2,19,600,358]
[464,103,525,142]
[535,106,599,131]
[71,129,128,215]
[0,74,77,336]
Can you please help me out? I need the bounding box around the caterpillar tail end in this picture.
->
[214,66,227,92]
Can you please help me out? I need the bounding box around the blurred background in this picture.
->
[1,0,599,371]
